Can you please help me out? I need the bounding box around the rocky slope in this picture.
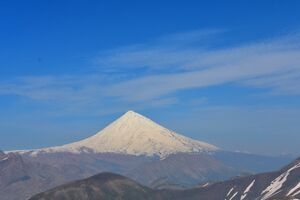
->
[30,173,155,200]
[0,151,68,200]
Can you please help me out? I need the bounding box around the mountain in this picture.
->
[1,111,294,199]
[29,158,300,200]
[29,173,156,200]
[14,111,218,158]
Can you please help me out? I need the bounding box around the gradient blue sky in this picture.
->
[1,0,300,155]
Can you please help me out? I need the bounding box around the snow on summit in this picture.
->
[13,111,218,157]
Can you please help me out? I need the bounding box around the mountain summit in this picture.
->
[15,111,218,157]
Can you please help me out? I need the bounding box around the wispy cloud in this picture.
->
[0,75,105,103]
[98,32,300,101]
[93,29,225,72]
[0,30,300,114]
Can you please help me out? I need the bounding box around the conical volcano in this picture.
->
[16,111,218,157]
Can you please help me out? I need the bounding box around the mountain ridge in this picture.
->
[29,157,300,200]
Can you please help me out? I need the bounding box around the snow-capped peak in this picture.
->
[13,111,218,157]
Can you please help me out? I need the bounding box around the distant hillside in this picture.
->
[30,157,300,200]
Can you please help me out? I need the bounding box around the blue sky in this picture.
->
[1,0,300,155]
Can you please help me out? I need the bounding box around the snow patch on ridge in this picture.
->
[241,179,255,200]
[229,191,238,200]
[261,162,300,200]
[227,187,234,197]
[0,157,8,162]
[287,182,300,196]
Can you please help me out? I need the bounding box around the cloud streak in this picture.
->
[102,33,300,101]
[1,30,300,114]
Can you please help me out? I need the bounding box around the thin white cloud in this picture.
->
[0,75,105,103]
[100,32,300,101]
[0,30,300,114]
